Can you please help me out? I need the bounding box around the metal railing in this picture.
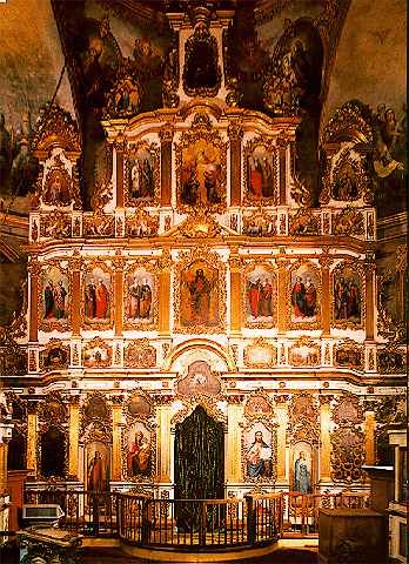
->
[24,488,370,548]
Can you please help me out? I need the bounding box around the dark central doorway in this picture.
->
[174,405,224,531]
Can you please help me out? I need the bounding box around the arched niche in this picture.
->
[40,426,67,479]
[165,338,234,373]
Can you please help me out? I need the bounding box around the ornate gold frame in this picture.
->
[242,137,279,206]
[124,141,160,208]
[182,27,221,98]
[288,337,321,367]
[334,338,364,370]
[38,260,71,333]
[124,260,158,331]
[82,337,113,368]
[125,209,159,238]
[174,119,227,213]
[124,339,157,368]
[331,261,365,330]
[243,337,277,368]
[82,261,114,330]
[242,260,277,329]
[333,207,365,236]
[287,260,322,330]
[40,339,70,372]
[174,247,227,334]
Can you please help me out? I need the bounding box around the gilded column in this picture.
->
[115,140,125,208]
[113,253,124,336]
[277,138,288,205]
[226,396,244,483]
[156,395,173,482]
[68,396,80,479]
[158,250,172,336]
[319,396,333,483]
[26,402,38,477]
[71,253,82,336]
[28,259,40,342]
[229,252,242,336]
[277,259,288,333]
[364,258,376,340]
[160,126,174,207]
[228,123,243,207]
[321,251,331,335]
[275,396,288,482]
[364,408,375,465]
[112,397,123,481]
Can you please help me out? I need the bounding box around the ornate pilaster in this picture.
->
[158,250,172,336]
[113,252,125,336]
[226,395,244,483]
[277,138,288,205]
[276,259,288,333]
[71,253,82,336]
[364,258,376,340]
[115,139,125,208]
[275,395,288,482]
[28,259,40,342]
[155,395,174,482]
[160,126,174,207]
[364,409,376,466]
[228,123,243,206]
[319,395,333,483]
[111,396,123,481]
[68,396,80,479]
[26,402,38,477]
[321,250,331,335]
[228,253,242,336]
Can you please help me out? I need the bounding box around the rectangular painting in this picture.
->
[40,266,69,332]
[124,266,156,329]
[289,263,320,327]
[179,260,220,330]
[125,422,153,480]
[244,264,276,328]
[333,266,363,328]
[83,265,112,329]
[125,143,159,206]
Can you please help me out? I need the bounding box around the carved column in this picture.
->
[68,396,80,479]
[113,253,124,336]
[28,259,40,342]
[229,253,242,336]
[275,396,288,482]
[277,259,288,333]
[226,396,244,483]
[112,397,123,481]
[115,140,125,208]
[365,259,376,340]
[228,123,243,207]
[158,251,172,336]
[160,126,174,207]
[321,251,331,335]
[26,402,38,477]
[364,409,376,465]
[156,396,173,482]
[319,396,333,483]
[71,253,82,336]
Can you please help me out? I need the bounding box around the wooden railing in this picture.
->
[24,488,369,548]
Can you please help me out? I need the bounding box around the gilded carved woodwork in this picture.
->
[80,392,112,437]
[288,337,320,367]
[32,104,81,158]
[83,212,115,238]
[242,210,277,237]
[333,207,365,236]
[334,338,364,370]
[243,338,277,368]
[125,209,159,238]
[39,211,72,239]
[288,209,320,236]
[288,392,319,446]
[124,340,157,368]
[171,396,226,429]
[82,337,113,369]
[377,345,406,374]
[244,389,275,419]
[40,339,69,372]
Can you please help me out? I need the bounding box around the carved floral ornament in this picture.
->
[32,104,81,158]
[38,392,68,428]
[332,393,364,427]
[288,337,320,367]
[82,337,113,368]
[334,338,364,370]
[333,207,365,236]
[288,392,319,446]
[124,340,157,368]
[124,141,160,207]
[83,212,115,238]
[244,389,275,420]
[81,392,112,435]
[288,208,320,236]
[39,211,72,239]
[174,247,227,334]
[125,209,159,238]
[40,339,70,372]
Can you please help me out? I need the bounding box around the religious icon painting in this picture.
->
[291,442,313,494]
[124,422,153,481]
[289,263,321,328]
[86,441,110,492]
[124,266,156,330]
[83,265,112,329]
[333,265,363,328]
[243,264,276,328]
[176,133,227,210]
[178,259,220,332]
[242,422,275,482]
[43,161,73,207]
[244,139,278,205]
[40,265,70,332]
[125,143,159,207]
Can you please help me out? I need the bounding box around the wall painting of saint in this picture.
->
[180,261,219,330]
[245,143,277,204]
[245,265,276,327]
[333,268,362,325]
[290,265,320,325]
[244,423,273,480]
[292,442,313,494]
[126,422,152,479]
[125,267,155,328]
[179,138,224,208]
[41,266,69,330]
[84,267,111,326]
[126,145,157,205]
